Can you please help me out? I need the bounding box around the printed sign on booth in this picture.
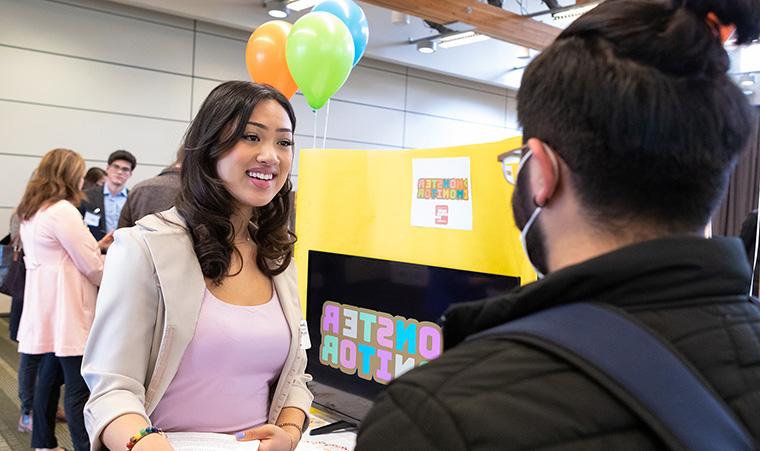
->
[411,157,473,230]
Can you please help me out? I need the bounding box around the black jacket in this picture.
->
[78,185,128,241]
[355,236,760,450]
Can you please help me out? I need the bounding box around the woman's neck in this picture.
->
[230,207,253,243]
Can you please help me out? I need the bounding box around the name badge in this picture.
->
[84,211,101,227]
[299,320,311,350]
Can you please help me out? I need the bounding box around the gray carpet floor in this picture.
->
[0,318,73,450]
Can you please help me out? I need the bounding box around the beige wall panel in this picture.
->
[0,0,194,74]
[0,46,192,121]
[506,94,519,130]
[194,33,249,81]
[0,101,187,166]
[191,78,223,118]
[291,138,400,177]
[0,155,41,208]
[333,65,406,110]
[0,207,11,236]
[322,101,404,148]
[0,154,164,212]
[404,112,519,149]
[406,76,507,127]
[407,67,508,96]
[357,58,407,76]
[122,163,164,190]
[63,0,194,29]
[195,22,250,41]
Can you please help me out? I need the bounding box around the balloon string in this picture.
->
[322,99,331,149]
[312,108,318,149]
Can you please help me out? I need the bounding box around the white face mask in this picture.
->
[519,205,545,279]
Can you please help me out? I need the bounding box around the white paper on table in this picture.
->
[165,432,260,451]
[297,431,356,451]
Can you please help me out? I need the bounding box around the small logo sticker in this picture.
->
[435,205,449,225]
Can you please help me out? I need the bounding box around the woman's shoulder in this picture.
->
[38,199,79,221]
[114,208,194,261]
[134,207,188,236]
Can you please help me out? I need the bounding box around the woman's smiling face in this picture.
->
[216,99,294,211]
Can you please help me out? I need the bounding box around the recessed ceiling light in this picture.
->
[417,40,437,54]
[739,74,756,87]
[267,4,288,18]
[264,0,289,17]
[286,0,318,11]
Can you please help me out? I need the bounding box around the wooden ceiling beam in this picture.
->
[360,0,562,50]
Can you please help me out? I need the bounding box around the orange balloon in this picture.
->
[245,21,298,99]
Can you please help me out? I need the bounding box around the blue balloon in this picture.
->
[313,0,369,66]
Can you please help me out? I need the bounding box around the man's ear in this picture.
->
[526,137,559,207]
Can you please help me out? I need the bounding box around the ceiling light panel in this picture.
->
[286,0,318,11]
[438,32,490,48]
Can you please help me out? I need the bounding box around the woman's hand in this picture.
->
[236,424,297,451]
[98,230,115,252]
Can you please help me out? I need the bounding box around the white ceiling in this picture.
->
[107,0,580,90]
[107,0,760,102]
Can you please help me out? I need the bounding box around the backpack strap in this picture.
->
[468,303,756,451]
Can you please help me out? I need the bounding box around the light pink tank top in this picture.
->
[150,286,290,433]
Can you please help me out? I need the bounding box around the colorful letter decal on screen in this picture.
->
[318,301,444,384]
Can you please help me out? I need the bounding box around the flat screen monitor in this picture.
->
[305,250,520,415]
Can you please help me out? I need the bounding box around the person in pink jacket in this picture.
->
[16,148,113,451]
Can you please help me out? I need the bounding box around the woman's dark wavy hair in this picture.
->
[176,81,297,285]
[517,0,760,233]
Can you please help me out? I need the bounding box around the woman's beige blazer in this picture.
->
[81,208,312,450]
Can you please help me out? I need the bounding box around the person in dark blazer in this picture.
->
[79,150,136,241]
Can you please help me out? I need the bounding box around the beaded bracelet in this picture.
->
[126,426,164,450]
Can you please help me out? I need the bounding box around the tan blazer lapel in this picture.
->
[273,266,300,347]
[139,210,206,413]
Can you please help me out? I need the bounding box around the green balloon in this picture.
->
[287,12,355,110]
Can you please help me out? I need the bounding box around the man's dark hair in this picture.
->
[107,149,137,171]
[518,0,760,234]
[175,81,297,285]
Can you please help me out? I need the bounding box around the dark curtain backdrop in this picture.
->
[713,106,760,236]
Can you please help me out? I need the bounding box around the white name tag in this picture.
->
[84,211,101,227]
[299,320,311,350]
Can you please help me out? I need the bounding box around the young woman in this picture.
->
[82,81,312,451]
[16,148,112,451]
[82,167,107,191]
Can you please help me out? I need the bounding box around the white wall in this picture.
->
[0,0,520,238]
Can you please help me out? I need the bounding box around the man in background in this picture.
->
[79,150,136,241]
[117,150,181,228]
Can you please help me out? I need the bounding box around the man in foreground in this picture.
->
[356,0,760,449]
